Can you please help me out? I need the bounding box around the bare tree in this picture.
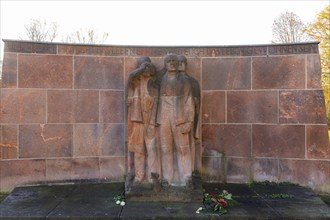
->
[272,11,311,43]
[24,19,58,42]
[63,27,109,44]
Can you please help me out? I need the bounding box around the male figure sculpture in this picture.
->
[127,56,159,183]
[156,54,195,186]
[177,55,201,171]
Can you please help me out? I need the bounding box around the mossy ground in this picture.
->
[318,194,330,207]
[0,192,9,203]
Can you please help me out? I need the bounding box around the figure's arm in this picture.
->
[180,95,195,134]
[146,96,158,138]
[177,80,195,134]
[127,62,150,88]
[128,68,143,89]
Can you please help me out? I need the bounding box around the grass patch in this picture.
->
[318,194,330,207]
[267,193,294,199]
[0,192,9,203]
[248,180,298,187]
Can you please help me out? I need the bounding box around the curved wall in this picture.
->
[0,40,329,192]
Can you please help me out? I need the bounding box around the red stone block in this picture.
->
[306,125,330,159]
[18,54,73,88]
[0,89,46,123]
[252,56,305,89]
[226,157,252,183]
[202,91,225,123]
[202,124,251,157]
[100,157,125,181]
[201,127,223,157]
[47,90,99,123]
[0,125,18,159]
[201,156,224,182]
[186,58,201,83]
[0,159,46,191]
[279,159,329,190]
[46,158,73,182]
[252,125,305,158]
[1,53,17,88]
[253,158,279,182]
[279,90,327,124]
[19,125,47,158]
[74,124,124,157]
[99,124,124,156]
[1,147,18,160]
[74,124,98,157]
[100,91,124,123]
[202,58,251,90]
[19,124,73,158]
[72,158,100,180]
[124,57,138,86]
[74,56,124,89]
[307,55,323,89]
[227,91,278,123]
[1,124,17,147]
[0,125,2,159]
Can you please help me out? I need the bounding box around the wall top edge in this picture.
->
[2,39,320,57]
[2,38,321,48]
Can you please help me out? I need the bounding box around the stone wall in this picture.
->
[0,40,329,192]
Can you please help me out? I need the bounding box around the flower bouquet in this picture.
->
[197,190,238,215]
[113,194,126,206]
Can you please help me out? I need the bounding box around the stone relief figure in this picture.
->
[126,54,201,194]
[156,54,195,187]
[177,55,201,172]
[127,56,160,184]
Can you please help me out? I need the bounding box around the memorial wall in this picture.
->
[0,40,329,192]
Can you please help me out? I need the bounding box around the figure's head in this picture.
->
[177,55,187,72]
[164,54,178,72]
[137,56,155,77]
[137,56,151,67]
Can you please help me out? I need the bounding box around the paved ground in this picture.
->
[0,182,329,219]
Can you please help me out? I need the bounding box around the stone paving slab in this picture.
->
[0,184,77,220]
[120,201,207,220]
[0,182,329,219]
[48,197,121,220]
[249,182,330,219]
[47,183,124,220]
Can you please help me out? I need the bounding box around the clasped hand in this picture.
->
[179,122,192,134]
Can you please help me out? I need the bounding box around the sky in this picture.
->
[0,0,329,60]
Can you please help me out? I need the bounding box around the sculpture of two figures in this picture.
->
[126,54,201,200]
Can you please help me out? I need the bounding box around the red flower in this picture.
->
[218,198,228,208]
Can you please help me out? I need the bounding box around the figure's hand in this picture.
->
[146,125,155,138]
[179,122,192,134]
[140,62,150,70]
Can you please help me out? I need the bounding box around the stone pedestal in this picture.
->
[125,172,203,202]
